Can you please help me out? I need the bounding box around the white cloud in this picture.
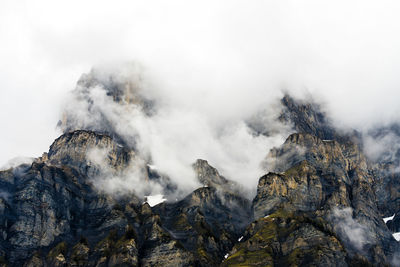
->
[2,0,400,186]
[144,194,167,207]
[331,207,373,251]
[86,146,165,197]
[63,73,287,195]
[363,131,400,166]
[0,156,34,171]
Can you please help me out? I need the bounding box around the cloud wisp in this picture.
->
[331,207,373,252]
[61,64,290,197]
[2,1,400,196]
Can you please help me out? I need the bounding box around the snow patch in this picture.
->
[264,215,269,218]
[393,233,400,241]
[238,236,243,242]
[224,253,229,259]
[144,194,166,207]
[147,164,157,170]
[383,214,395,223]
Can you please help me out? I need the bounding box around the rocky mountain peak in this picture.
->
[280,94,335,139]
[58,66,155,137]
[46,130,135,179]
[0,93,399,266]
[193,159,229,187]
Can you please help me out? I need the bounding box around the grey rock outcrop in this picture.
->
[1,92,399,266]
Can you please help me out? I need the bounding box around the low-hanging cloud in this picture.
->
[363,128,400,167]
[62,65,290,196]
[86,146,165,198]
[331,207,374,252]
[0,157,34,171]
[2,0,400,191]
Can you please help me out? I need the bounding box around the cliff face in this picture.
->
[222,210,348,266]
[248,133,396,265]
[225,95,400,266]
[0,92,399,266]
[0,128,254,266]
[48,130,135,176]
[0,159,135,265]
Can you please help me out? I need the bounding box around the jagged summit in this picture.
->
[280,94,336,140]
[48,130,134,174]
[0,92,399,266]
[58,65,155,138]
[193,159,230,187]
[280,94,362,145]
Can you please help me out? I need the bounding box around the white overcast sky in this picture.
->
[1,0,400,166]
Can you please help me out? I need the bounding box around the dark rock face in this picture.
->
[193,159,230,188]
[0,131,252,266]
[374,165,400,218]
[0,160,135,265]
[0,93,399,266]
[368,126,400,220]
[280,94,337,141]
[149,159,253,266]
[280,94,362,147]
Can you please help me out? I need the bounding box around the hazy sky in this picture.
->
[2,0,400,167]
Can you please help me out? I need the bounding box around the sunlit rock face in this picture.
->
[247,95,399,266]
[48,130,135,176]
[1,89,400,266]
[251,131,397,265]
[222,211,348,267]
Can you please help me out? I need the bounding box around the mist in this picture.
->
[2,1,400,192]
[60,64,290,196]
[331,207,373,252]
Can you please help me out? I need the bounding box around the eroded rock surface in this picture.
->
[0,93,399,266]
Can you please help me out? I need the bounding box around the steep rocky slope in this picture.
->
[234,133,397,266]
[0,89,399,266]
[0,131,251,266]
[224,95,400,266]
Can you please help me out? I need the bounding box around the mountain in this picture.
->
[0,72,399,266]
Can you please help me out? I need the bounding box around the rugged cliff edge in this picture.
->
[0,85,399,266]
[222,96,400,266]
[0,130,251,266]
